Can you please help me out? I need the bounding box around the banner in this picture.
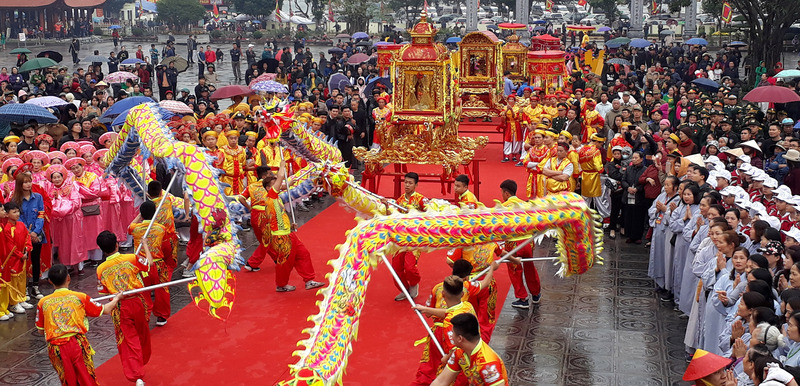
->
[546,0,554,12]
[275,0,282,22]
[651,0,658,15]
[578,0,586,6]
[721,1,732,24]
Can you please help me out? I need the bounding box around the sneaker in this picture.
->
[276,285,296,292]
[136,379,145,386]
[515,162,524,167]
[32,286,43,300]
[181,259,190,268]
[182,269,195,278]
[305,281,325,290]
[243,263,260,272]
[10,304,25,314]
[19,302,33,310]
[0,313,9,321]
[511,299,530,309]
[156,317,168,326]
[530,294,541,304]
[394,292,407,301]
[409,284,419,299]
[5,312,13,319]
[501,158,510,163]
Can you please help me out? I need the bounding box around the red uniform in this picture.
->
[261,187,316,286]
[412,301,476,386]
[96,253,151,382]
[444,339,509,385]
[392,192,427,291]
[129,221,170,320]
[243,181,270,268]
[447,244,498,342]
[36,288,104,386]
[500,197,541,300]
[5,220,32,306]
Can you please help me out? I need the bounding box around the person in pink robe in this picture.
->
[92,150,127,242]
[64,157,104,261]
[46,164,87,269]
[24,150,51,189]
[1,157,23,201]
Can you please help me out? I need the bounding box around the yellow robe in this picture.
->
[221,145,247,196]
[545,157,572,194]
[578,144,603,197]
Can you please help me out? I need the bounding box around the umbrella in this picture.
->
[159,100,194,114]
[686,37,708,45]
[121,58,146,65]
[795,121,800,130]
[328,73,351,92]
[37,50,63,63]
[256,58,279,73]
[356,41,371,47]
[105,71,140,83]
[531,20,547,24]
[597,27,611,32]
[111,106,174,127]
[101,96,156,123]
[629,38,650,48]
[9,48,31,55]
[498,23,526,30]
[373,41,392,47]
[19,58,58,73]
[25,96,68,108]
[84,55,109,63]
[606,58,631,66]
[659,30,675,35]
[0,103,57,123]
[234,14,251,21]
[533,26,546,31]
[328,47,345,54]
[249,73,277,85]
[363,76,392,96]
[775,70,800,79]
[605,37,631,48]
[335,33,351,39]
[744,86,800,103]
[691,77,720,91]
[729,41,747,47]
[210,85,254,101]
[108,25,122,30]
[160,56,189,72]
[446,37,462,44]
[347,53,370,65]
[353,32,369,39]
[250,80,285,93]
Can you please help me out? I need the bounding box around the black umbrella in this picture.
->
[84,55,109,63]
[356,41,371,47]
[37,50,63,63]
[160,56,189,73]
[328,47,345,54]
[256,58,279,73]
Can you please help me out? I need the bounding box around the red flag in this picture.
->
[213,3,219,18]
[578,0,587,6]
[546,0,554,12]
[651,0,658,14]
[722,2,733,23]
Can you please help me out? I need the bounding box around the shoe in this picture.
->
[243,263,260,272]
[136,379,145,386]
[530,294,541,304]
[181,259,190,268]
[155,317,168,326]
[501,158,510,163]
[276,285,296,292]
[679,313,689,319]
[31,286,43,300]
[511,299,530,309]
[19,302,33,310]
[409,284,419,299]
[659,292,674,302]
[296,203,310,212]
[182,269,195,278]
[305,280,325,290]
[645,242,651,248]
[11,304,25,314]
[394,292,407,301]
[609,230,616,239]
[515,162,524,167]
[0,313,9,321]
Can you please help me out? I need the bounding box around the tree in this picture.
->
[232,0,279,18]
[104,0,133,18]
[588,0,620,24]
[669,0,691,13]
[311,0,325,23]
[156,0,206,29]
[727,0,800,85]
[336,0,384,32]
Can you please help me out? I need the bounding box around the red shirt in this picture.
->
[397,191,427,211]
[36,288,103,345]
[445,339,509,385]
[96,252,148,295]
[4,220,32,275]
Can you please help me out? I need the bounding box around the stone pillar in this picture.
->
[466,0,478,32]
[684,0,697,38]
[515,0,529,26]
[629,0,644,38]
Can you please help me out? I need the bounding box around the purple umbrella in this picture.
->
[353,32,369,39]
[597,27,611,32]
[251,80,285,93]
[327,73,352,92]
[347,53,370,65]
[25,96,68,108]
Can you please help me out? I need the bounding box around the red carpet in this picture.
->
[95,120,532,384]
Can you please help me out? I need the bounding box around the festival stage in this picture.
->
[95,120,533,384]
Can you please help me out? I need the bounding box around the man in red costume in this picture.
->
[497,179,541,309]
[499,95,525,163]
[390,172,428,301]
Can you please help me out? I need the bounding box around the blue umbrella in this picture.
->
[111,106,174,127]
[597,26,611,32]
[328,47,345,54]
[531,20,546,24]
[445,37,461,44]
[691,77,720,91]
[363,76,392,96]
[533,26,545,31]
[373,41,392,47]
[352,32,369,40]
[686,37,708,45]
[101,96,155,123]
[629,38,650,48]
[729,41,747,47]
[0,103,58,123]
[121,58,146,65]
[252,20,261,24]
[109,25,122,30]
[327,73,352,92]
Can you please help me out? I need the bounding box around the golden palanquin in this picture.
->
[501,33,528,80]
[458,31,502,118]
[527,50,567,91]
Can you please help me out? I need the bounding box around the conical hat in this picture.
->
[682,349,733,381]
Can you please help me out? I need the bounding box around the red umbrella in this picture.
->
[498,23,526,30]
[743,85,800,103]
[210,85,255,101]
[347,53,370,65]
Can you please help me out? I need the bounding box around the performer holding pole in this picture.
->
[128,201,169,326]
[36,264,122,386]
[95,230,153,386]
[497,179,541,309]
[386,172,427,301]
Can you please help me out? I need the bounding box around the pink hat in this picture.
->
[45,164,69,181]
[63,157,86,170]
[659,119,671,127]
[92,149,108,163]
[79,144,96,157]
[99,132,118,147]
[47,151,67,163]
[60,142,81,153]
[2,157,23,174]
[24,150,49,163]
